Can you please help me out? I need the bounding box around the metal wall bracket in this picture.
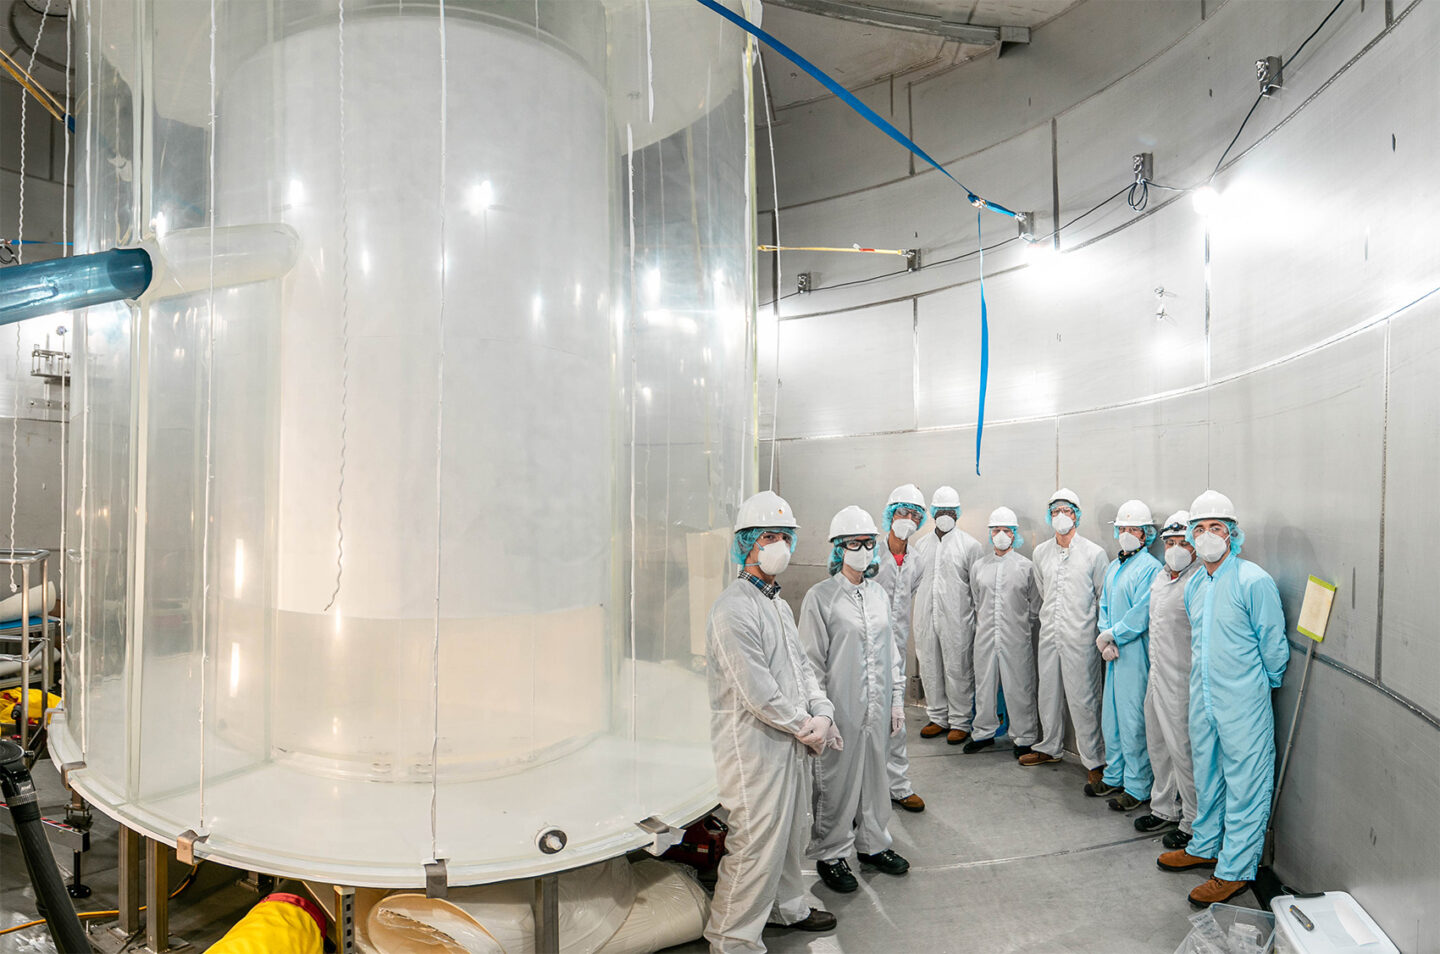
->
[796,272,812,294]
[424,860,449,899]
[1257,55,1283,96]
[636,816,683,856]
[904,248,921,272]
[59,760,85,789]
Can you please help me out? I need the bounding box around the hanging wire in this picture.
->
[9,0,56,593]
[429,0,451,862]
[58,0,71,635]
[323,0,352,614]
[757,53,782,489]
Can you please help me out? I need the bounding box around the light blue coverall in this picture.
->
[1099,551,1162,797]
[1184,554,1288,881]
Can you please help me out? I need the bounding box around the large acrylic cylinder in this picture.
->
[52,0,758,887]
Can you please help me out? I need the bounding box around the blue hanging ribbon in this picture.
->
[975,212,989,475]
[695,0,984,199]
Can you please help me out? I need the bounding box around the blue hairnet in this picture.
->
[930,505,961,519]
[1114,524,1158,547]
[992,526,1024,550]
[1186,518,1245,556]
[884,501,928,533]
[1046,503,1083,528]
[731,526,796,565]
[828,536,881,577]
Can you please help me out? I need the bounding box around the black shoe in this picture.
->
[815,858,858,893]
[856,849,910,876]
[774,907,837,932]
[1084,779,1123,797]
[962,737,996,754]
[1162,829,1193,850]
[1135,813,1178,833]
[1108,792,1149,812]
[1012,744,1033,759]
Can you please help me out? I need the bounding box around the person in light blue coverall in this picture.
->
[1095,500,1162,811]
[1157,490,1288,909]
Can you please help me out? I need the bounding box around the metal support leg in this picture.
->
[18,564,29,750]
[533,874,559,954]
[334,885,356,954]
[145,837,169,953]
[115,827,141,939]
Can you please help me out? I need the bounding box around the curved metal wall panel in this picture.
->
[1378,296,1440,715]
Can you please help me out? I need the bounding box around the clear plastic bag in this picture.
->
[1175,903,1277,954]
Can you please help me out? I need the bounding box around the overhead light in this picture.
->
[1191,186,1219,217]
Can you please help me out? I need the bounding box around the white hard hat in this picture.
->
[930,485,961,510]
[887,484,926,509]
[734,490,799,532]
[1048,488,1081,509]
[988,506,1018,528]
[1160,510,1191,537]
[1114,499,1154,528]
[1189,490,1237,522]
[828,505,878,540]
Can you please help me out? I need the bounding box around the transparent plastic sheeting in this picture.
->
[52,0,757,887]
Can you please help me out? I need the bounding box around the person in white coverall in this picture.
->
[914,486,984,746]
[962,507,1041,756]
[874,483,928,811]
[1021,488,1110,790]
[799,506,912,895]
[1134,511,1201,848]
[704,491,840,953]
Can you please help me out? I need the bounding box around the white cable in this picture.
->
[197,0,219,834]
[430,0,450,861]
[58,0,72,637]
[756,54,782,491]
[323,0,352,614]
[78,0,93,757]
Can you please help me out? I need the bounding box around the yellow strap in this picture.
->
[757,244,909,256]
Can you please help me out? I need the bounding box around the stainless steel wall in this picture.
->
[757,1,1440,948]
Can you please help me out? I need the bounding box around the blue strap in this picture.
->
[975,211,989,475]
[695,0,977,197]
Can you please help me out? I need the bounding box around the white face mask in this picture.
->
[934,515,956,533]
[992,530,1013,551]
[842,548,871,573]
[892,518,918,541]
[757,540,792,575]
[1193,532,1229,564]
[1164,545,1194,572]
[1118,530,1143,552]
[1051,514,1075,535]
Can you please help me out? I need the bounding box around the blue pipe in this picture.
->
[0,248,153,326]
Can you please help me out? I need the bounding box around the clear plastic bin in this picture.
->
[1176,902,1277,954]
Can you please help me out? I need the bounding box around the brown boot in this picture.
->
[1188,876,1250,907]
[1018,751,1060,766]
[1087,767,1105,787]
[920,722,947,738]
[946,728,970,745]
[891,793,925,813]
[1156,849,1218,872]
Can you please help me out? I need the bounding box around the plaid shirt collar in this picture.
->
[739,570,782,600]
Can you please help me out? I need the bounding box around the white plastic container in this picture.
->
[1270,892,1399,954]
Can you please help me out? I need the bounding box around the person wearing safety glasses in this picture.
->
[1133,511,1202,848]
[704,491,841,952]
[1157,491,1288,909]
[798,506,911,895]
[874,484,929,812]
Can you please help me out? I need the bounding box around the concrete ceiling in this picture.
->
[758,0,1084,110]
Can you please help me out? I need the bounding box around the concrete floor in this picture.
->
[2,710,1267,952]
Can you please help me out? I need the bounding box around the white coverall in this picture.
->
[968,550,1041,745]
[1030,535,1109,768]
[1146,560,1200,830]
[875,544,923,798]
[798,573,903,861]
[912,529,983,731]
[704,577,835,954]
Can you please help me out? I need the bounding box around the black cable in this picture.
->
[1126,178,1149,212]
[1283,0,1347,70]
[1209,91,1265,182]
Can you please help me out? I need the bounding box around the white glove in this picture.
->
[891,707,905,736]
[796,714,832,749]
[822,721,844,753]
[1097,630,1119,662]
